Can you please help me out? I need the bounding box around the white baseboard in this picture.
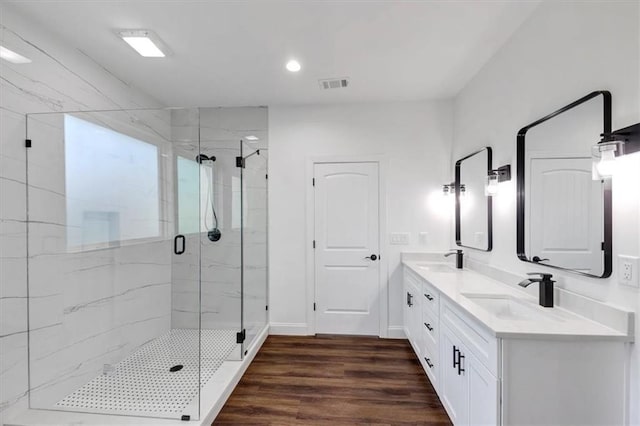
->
[269,322,310,335]
[387,326,407,339]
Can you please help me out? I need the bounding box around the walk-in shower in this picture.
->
[24,107,268,422]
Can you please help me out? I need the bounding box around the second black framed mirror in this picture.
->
[516,90,612,278]
[455,147,493,251]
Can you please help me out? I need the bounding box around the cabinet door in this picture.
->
[403,282,412,341]
[467,352,499,426]
[439,325,467,425]
[409,281,422,356]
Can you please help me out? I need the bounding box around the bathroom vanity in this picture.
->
[402,257,633,426]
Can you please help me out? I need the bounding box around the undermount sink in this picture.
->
[413,262,457,273]
[462,293,563,322]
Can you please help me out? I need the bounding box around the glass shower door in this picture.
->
[241,140,268,352]
[25,108,203,421]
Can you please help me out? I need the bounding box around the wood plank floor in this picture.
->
[213,335,452,425]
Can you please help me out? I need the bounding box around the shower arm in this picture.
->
[235,149,260,168]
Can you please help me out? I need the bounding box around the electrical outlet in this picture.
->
[618,255,639,288]
[390,232,410,245]
[623,264,632,281]
[418,232,429,246]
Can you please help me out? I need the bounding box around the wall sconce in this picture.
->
[442,182,455,196]
[592,123,640,179]
[442,182,466,197]
[485,165,511,196]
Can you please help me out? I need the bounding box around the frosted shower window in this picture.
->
[64,114,160,249]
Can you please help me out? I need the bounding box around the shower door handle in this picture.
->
[174,235,186,255]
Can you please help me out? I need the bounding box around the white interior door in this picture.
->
[529,157,604,273]
[314,162,380,335]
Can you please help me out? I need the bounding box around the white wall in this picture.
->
[451,1,640,423]
[0,4,164,421]
[268,101,453,335]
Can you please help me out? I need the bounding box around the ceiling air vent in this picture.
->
[319,77,349,90]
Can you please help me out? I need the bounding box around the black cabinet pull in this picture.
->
[424,293,434,301]
[424,357,434,368]
[453,345,459,368]
[424,322,434,331]
[407,292,413,307]
[174,235,185,255]
[457,353,466,375]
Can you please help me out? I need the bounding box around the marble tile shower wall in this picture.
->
[170,140,242,331]
[25,111,175,411]
[0,5,167,421]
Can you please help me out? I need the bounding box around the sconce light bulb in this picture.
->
[596,148,617,178]
[485,174,499,196]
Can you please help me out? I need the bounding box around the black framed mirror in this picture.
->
[455,147,492,251]
[517,91,612,278]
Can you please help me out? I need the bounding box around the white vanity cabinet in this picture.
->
[402,264,628,426]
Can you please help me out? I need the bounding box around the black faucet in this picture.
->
[518,272,555,307]
[444,249,464,269]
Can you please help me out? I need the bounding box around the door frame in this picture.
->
[305,155,388,337]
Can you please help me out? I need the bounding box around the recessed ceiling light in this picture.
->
[245,135,259,141]
[117,30,169,57]
[0,46,32,64]
[286,59,301,72]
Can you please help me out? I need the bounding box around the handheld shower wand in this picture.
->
[195,154,221,242]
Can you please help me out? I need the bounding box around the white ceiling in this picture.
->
[5,1,539,107]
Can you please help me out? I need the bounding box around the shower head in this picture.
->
[195,154,216,163]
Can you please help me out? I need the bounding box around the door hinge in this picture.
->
[313,240,316,249]
[265,174,268,179]
[601,241,605,251]
[25,139,32,148]
[266,305,268,311]
[236,329,246,344]
[313,303,316,311]
[312,178,315,186]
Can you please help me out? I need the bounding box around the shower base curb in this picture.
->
[3,325,270,426]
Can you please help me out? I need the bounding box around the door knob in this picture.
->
[365,254,378,261]
[532,256,550,263]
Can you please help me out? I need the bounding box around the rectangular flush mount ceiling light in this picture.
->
[0,46,32,64]
[117,30,169,57]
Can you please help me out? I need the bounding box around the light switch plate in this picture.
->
[390,232,410,245]
[618,255,639,288]
[418,232,429,246]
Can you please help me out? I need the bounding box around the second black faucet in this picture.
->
[444,249,464,269]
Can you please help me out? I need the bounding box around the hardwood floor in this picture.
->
[213,335,452,425]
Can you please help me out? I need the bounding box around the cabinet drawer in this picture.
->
[421,280,439,315]
[441,299,499,376]
[422,308,438,350]
[421,340,438,389]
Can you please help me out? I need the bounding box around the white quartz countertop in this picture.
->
[403,260,632,341]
